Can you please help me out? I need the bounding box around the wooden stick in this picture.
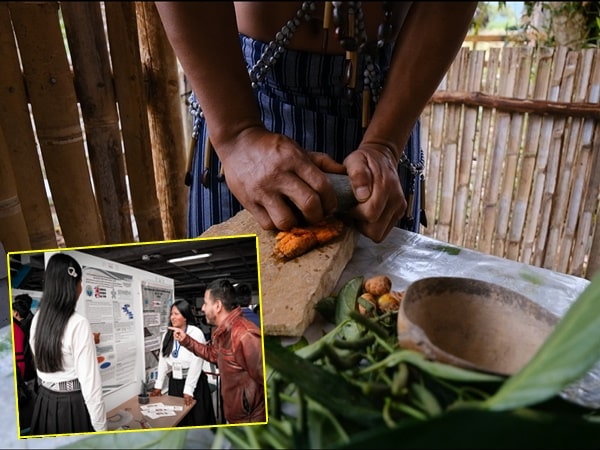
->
[509,47,552,263]
[494,47,533,258]
[104,1,164,242]
[136,1,188,240]
[533,47,570,269]
[570,49,600,278]
[0,124,31,251]
[429,90,600,119]
[0,3,56,249]
[9,1,104,246]
[61,2,133,244]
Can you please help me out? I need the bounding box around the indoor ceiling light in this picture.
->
[167,253,212,264]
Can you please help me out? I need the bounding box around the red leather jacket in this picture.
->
[181,307,265,423]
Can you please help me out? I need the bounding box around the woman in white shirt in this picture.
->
[150,299,216,426]
[29,253,106,435]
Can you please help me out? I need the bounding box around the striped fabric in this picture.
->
[188,33,424,236]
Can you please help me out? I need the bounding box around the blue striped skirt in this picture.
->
[187,34,424,236]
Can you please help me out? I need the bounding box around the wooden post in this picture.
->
[61,1,134,244]
[0,123,32,251]
[136,1,188,240]
[104,1,164,242]
[0,3,57,250]
[8,1,104,247]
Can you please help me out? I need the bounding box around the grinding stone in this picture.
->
[201,209,359,336]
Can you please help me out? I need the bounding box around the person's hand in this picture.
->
[343,143,407,243]
[149,388,162,397]
[217,127,346,231]
[183,393,194,406]
[168,326,187,342]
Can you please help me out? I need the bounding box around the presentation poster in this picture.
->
[82,266,136,396]
[141,282,174,384]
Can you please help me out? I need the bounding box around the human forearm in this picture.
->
[181,333,216,363]
[363,2,478,161]
[155,2,263,148]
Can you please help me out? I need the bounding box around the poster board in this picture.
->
[44,250,174,412]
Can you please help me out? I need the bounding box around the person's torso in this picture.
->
[163,324,207,370]
[30,312,90,381]
[234,1,412,54]
[213,313,264,421]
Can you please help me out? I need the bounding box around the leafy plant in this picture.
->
[62,273,600,449]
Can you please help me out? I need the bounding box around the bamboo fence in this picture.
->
[421,46,600,279]
[0,2,598,280]
[0,1,181,249]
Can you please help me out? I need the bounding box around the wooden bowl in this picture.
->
[397,277,559,376]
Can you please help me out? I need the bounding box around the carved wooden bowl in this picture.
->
[397,277,559,376]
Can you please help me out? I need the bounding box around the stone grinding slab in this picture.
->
[201,209,359,336]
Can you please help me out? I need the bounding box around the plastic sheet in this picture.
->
[334,228,599,409]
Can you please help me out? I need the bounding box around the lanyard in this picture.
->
[171,325,187,358]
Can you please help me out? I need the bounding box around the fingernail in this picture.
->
[355,186,370,201]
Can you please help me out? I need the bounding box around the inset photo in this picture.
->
[8,235,266,439]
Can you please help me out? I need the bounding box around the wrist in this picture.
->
[358,140,400,166]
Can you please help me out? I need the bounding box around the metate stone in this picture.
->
[201,209,358,337]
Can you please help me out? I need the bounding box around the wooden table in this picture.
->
[106,394,195,431]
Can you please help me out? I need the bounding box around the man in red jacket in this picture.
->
[170,278,265,424]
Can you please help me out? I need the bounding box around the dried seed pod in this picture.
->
[364,275,392,297]
[357,292,378,316]
[377,292,401,313]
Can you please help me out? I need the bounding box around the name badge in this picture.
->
[173,362,183,380]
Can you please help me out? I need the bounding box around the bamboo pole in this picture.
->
[561,49,599,275]
[584,122,600,279]
[136,1,188,240]
[509,47,554,263]
[480,48,511,255]
[0,123,31,251]
[437,48,467,243]
[467,48,501,249]
[0,3,57,250]
[571,49,600,278]
[451,50,484,247]
[429,91,600,119]
[8,1,104,247]
[540,50,578,271]
[422,71,447,241]
[60,1,133,244]
[104,1,163,242]
[494,47,533,257]
[532,47,569,268]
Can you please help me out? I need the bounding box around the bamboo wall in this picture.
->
[0,2,598,280]
[0,1,186,250]
[420,46,600,279]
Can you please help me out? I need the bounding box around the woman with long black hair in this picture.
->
[29,253,106,435]
[150,299,216,426]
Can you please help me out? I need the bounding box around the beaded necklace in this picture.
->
[247,1,394,129]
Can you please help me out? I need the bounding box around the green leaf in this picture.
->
[314,295,337,323]
[485,272,600,410]
[334,276,363,325]
[264,337,381,425]
[361,349,504,383]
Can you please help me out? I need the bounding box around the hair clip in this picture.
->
[67,267,78,278]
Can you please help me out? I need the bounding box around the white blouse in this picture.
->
[154,324,209,397]
[30,312,107,432]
